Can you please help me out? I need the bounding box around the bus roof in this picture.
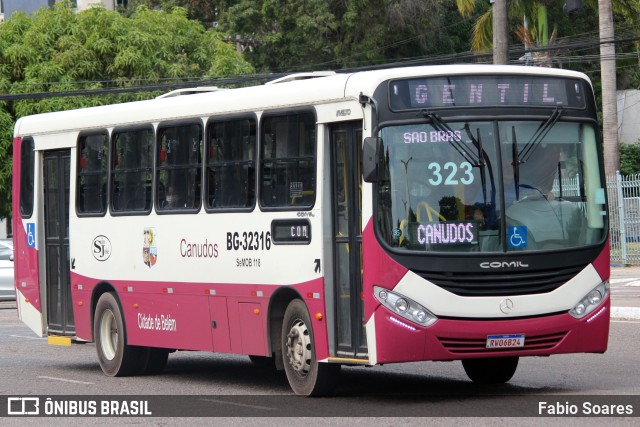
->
[14,64,590,137]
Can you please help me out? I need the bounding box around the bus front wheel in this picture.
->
[281,299,340,396]
[462,356,519,384]
[94,292,145,376]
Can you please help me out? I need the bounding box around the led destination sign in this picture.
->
[390,75,586,110]
[406,221,479,249]
[271,219,311,244]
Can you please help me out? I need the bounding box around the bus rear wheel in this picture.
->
[94,292,145,376]
[462,356,519,384]
[281,299,340,396]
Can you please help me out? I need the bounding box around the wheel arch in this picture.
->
[267,286,303,370]
[90,282,120,342]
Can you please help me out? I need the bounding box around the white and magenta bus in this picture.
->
[12,65,609,395]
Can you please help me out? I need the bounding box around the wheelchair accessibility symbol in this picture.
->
[27,223,36,248]
[508,226,528,249]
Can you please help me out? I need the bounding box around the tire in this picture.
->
[281,299,340,396]
[94,292,146,376]
[462,356,519,384]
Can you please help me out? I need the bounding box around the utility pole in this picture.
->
[599,0,619,177]
[492,0,509,65]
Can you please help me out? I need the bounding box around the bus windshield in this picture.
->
[377,120,606,253]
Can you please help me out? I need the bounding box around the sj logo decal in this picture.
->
[92,235,111,261]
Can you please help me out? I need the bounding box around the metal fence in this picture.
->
[608,172,640,265]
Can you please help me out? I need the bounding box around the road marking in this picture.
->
[611,288,640,293]
[198,398,276,411]
[38,376,94,385]
[612,319,640,323]
[611,278,634,284]
[610,307,640,320]
[9,334,45,340]
[610,278,640,284]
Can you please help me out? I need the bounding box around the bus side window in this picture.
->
[144,179,152,210]
[206,118,256,210]
[19,137,35,218]
[156,122,202,212]
[77,133,108,216]
[260,112,316,209]
[111,127,154,214]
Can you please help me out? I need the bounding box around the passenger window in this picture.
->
[157,123,202,211]
[111,127,154,213]
[20,137,35,218]
[206,118,256,210]
[260,113,316,208]
[77,133,108,215]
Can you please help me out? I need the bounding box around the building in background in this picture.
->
[2,0,56,20]
[618,90,640,145]
[1,1,127,21]
[77,1,119,12]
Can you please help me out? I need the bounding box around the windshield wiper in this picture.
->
[518,106,564,163]
[512,126,520,200]
[511,107,564,201]
[420,110,481,166]
[463,124,496,208]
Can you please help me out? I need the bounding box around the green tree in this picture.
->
[620,142,640,176]
[0,1,253,219]
[455,0,570,55]
[208,0,473,72]
[123,0,216,23]
[455,0,640,62]
[126,1,476,72]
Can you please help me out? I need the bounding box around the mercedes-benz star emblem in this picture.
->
[499,298,514,314]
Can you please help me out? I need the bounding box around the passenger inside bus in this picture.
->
[505,144,587,249]
[161,185,180,208]
[471,143,559,225]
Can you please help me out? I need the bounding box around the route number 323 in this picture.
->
[427,161,474,186]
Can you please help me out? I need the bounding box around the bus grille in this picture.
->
[417,264,586,297]
[437,331,567,354]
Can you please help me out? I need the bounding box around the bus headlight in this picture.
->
[374,286,438,327]
[587,289,602,305]
[395,298,408,312]
[569,281,609,319]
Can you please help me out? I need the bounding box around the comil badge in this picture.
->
[143,228,157,268]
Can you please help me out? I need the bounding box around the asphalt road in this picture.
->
[0,300,638,424]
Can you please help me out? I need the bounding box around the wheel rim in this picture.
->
[99,308,118,361]
[285,319,311,377]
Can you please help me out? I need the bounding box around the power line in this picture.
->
[0,32,638,102]
[0,74,280,101]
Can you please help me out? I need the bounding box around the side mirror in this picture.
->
[362,137,382,182]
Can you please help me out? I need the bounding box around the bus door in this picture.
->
[330,123,366,358]
[42,149,74,336]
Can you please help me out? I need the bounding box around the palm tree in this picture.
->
[456,0,639,176]
[599,0,618,177]
[514,22,557,67]
[455,0,547,53]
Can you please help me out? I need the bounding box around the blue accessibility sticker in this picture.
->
[508,226,528,249]
[27,223,36,248]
